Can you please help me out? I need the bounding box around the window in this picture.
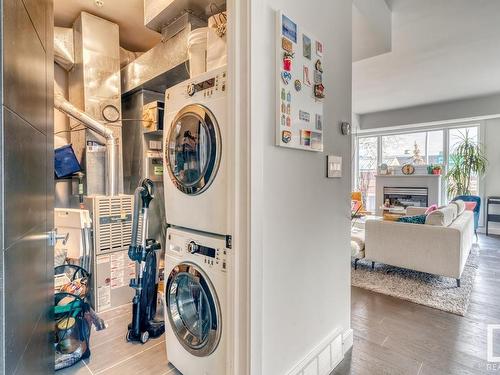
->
[357,137,377,212]
[427,130,444,165]
[380,131,444,167]
[381,132,427,167]
[355,124,480,211]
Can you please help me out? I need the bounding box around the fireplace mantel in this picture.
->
[375,175,442,215]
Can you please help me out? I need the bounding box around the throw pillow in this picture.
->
[425,204,438,214]
[464,201,477,211]
[397,214,427,224]
[451,200,466,215]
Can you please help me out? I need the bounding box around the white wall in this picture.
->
[250,1,352,374]
[484,118,500,233]
[358,93,500,130]
[352,0,392,62]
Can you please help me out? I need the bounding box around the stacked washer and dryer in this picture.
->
[162,66,230,375]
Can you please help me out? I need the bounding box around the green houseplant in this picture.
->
[446,130,487,198]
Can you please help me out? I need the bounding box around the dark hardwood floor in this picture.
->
[333,234,500,375]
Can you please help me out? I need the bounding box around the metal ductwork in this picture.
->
[68,12,124,196]
[120,13,202,95]
[54,27,75,71]
[54,93,119,196]
[143,0,225,32]
[120,47,143,69]
[55,26,141,71]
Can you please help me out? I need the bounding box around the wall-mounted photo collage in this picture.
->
[276,10,325,152]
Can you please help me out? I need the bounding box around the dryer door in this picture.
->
[166,262,222,357]
[165,104,221,195]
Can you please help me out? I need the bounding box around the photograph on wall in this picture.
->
[316,40,323,56]
[303,66,312,87]
[315,114,323,130]
[303,34,312,60]
[282,14,297,43]
[300,130,311,146]
[311,132,323,151]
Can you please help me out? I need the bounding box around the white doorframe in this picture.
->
[227,0,251,374]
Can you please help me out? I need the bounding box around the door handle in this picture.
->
[48,228,69,246]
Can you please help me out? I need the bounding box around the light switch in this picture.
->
[327,155,342,178]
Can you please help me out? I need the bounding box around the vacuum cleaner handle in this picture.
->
[140,178,154,209]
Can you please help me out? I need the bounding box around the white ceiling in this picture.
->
[54,0,161,51]
[353,0,500,115]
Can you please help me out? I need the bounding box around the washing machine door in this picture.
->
[165,104,221,195]
[166,262,222,357]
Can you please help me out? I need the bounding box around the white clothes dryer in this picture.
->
[164,227,229,375]
[163,66,228,236]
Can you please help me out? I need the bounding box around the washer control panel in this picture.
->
[188,239,227,272]
[168,236,227,272]
[164,66,227,115]
[185,71,226,99]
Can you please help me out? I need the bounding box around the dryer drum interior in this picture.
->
[165,104,222,196]
[166,262,222,357]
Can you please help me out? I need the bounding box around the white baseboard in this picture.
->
[342,328,354,355]
[285,327,347,375]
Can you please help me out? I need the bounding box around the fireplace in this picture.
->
[383,187,428,209]
[375,175,441,215]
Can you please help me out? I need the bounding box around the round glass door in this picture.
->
[165,104,221,195]
[166,262,222,357]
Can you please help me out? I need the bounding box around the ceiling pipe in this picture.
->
[54,92,119,196]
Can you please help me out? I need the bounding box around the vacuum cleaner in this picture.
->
[126,178,165,344]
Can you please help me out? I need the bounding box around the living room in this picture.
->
[342,0,500,373]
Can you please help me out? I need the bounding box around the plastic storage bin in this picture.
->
[55,144,81,178]
[188,27,208,77]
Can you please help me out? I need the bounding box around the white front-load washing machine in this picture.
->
[163,66,228,236]
[164,227,228,375]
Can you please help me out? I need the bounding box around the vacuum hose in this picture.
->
[129,179,154,261]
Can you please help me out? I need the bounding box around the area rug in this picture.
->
[351,246,480,316]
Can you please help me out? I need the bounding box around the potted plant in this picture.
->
[432,165,442,175]
[446,130,487,198]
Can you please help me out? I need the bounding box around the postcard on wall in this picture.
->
[303,34,312,60]
[282,14,297,43]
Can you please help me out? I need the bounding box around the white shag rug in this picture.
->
[351,246,480,316]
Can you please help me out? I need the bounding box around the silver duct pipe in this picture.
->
[54,92,119,196]
[120,47,143,68]
[54,27,75,71]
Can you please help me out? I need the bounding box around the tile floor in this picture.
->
[59,304,177,375]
